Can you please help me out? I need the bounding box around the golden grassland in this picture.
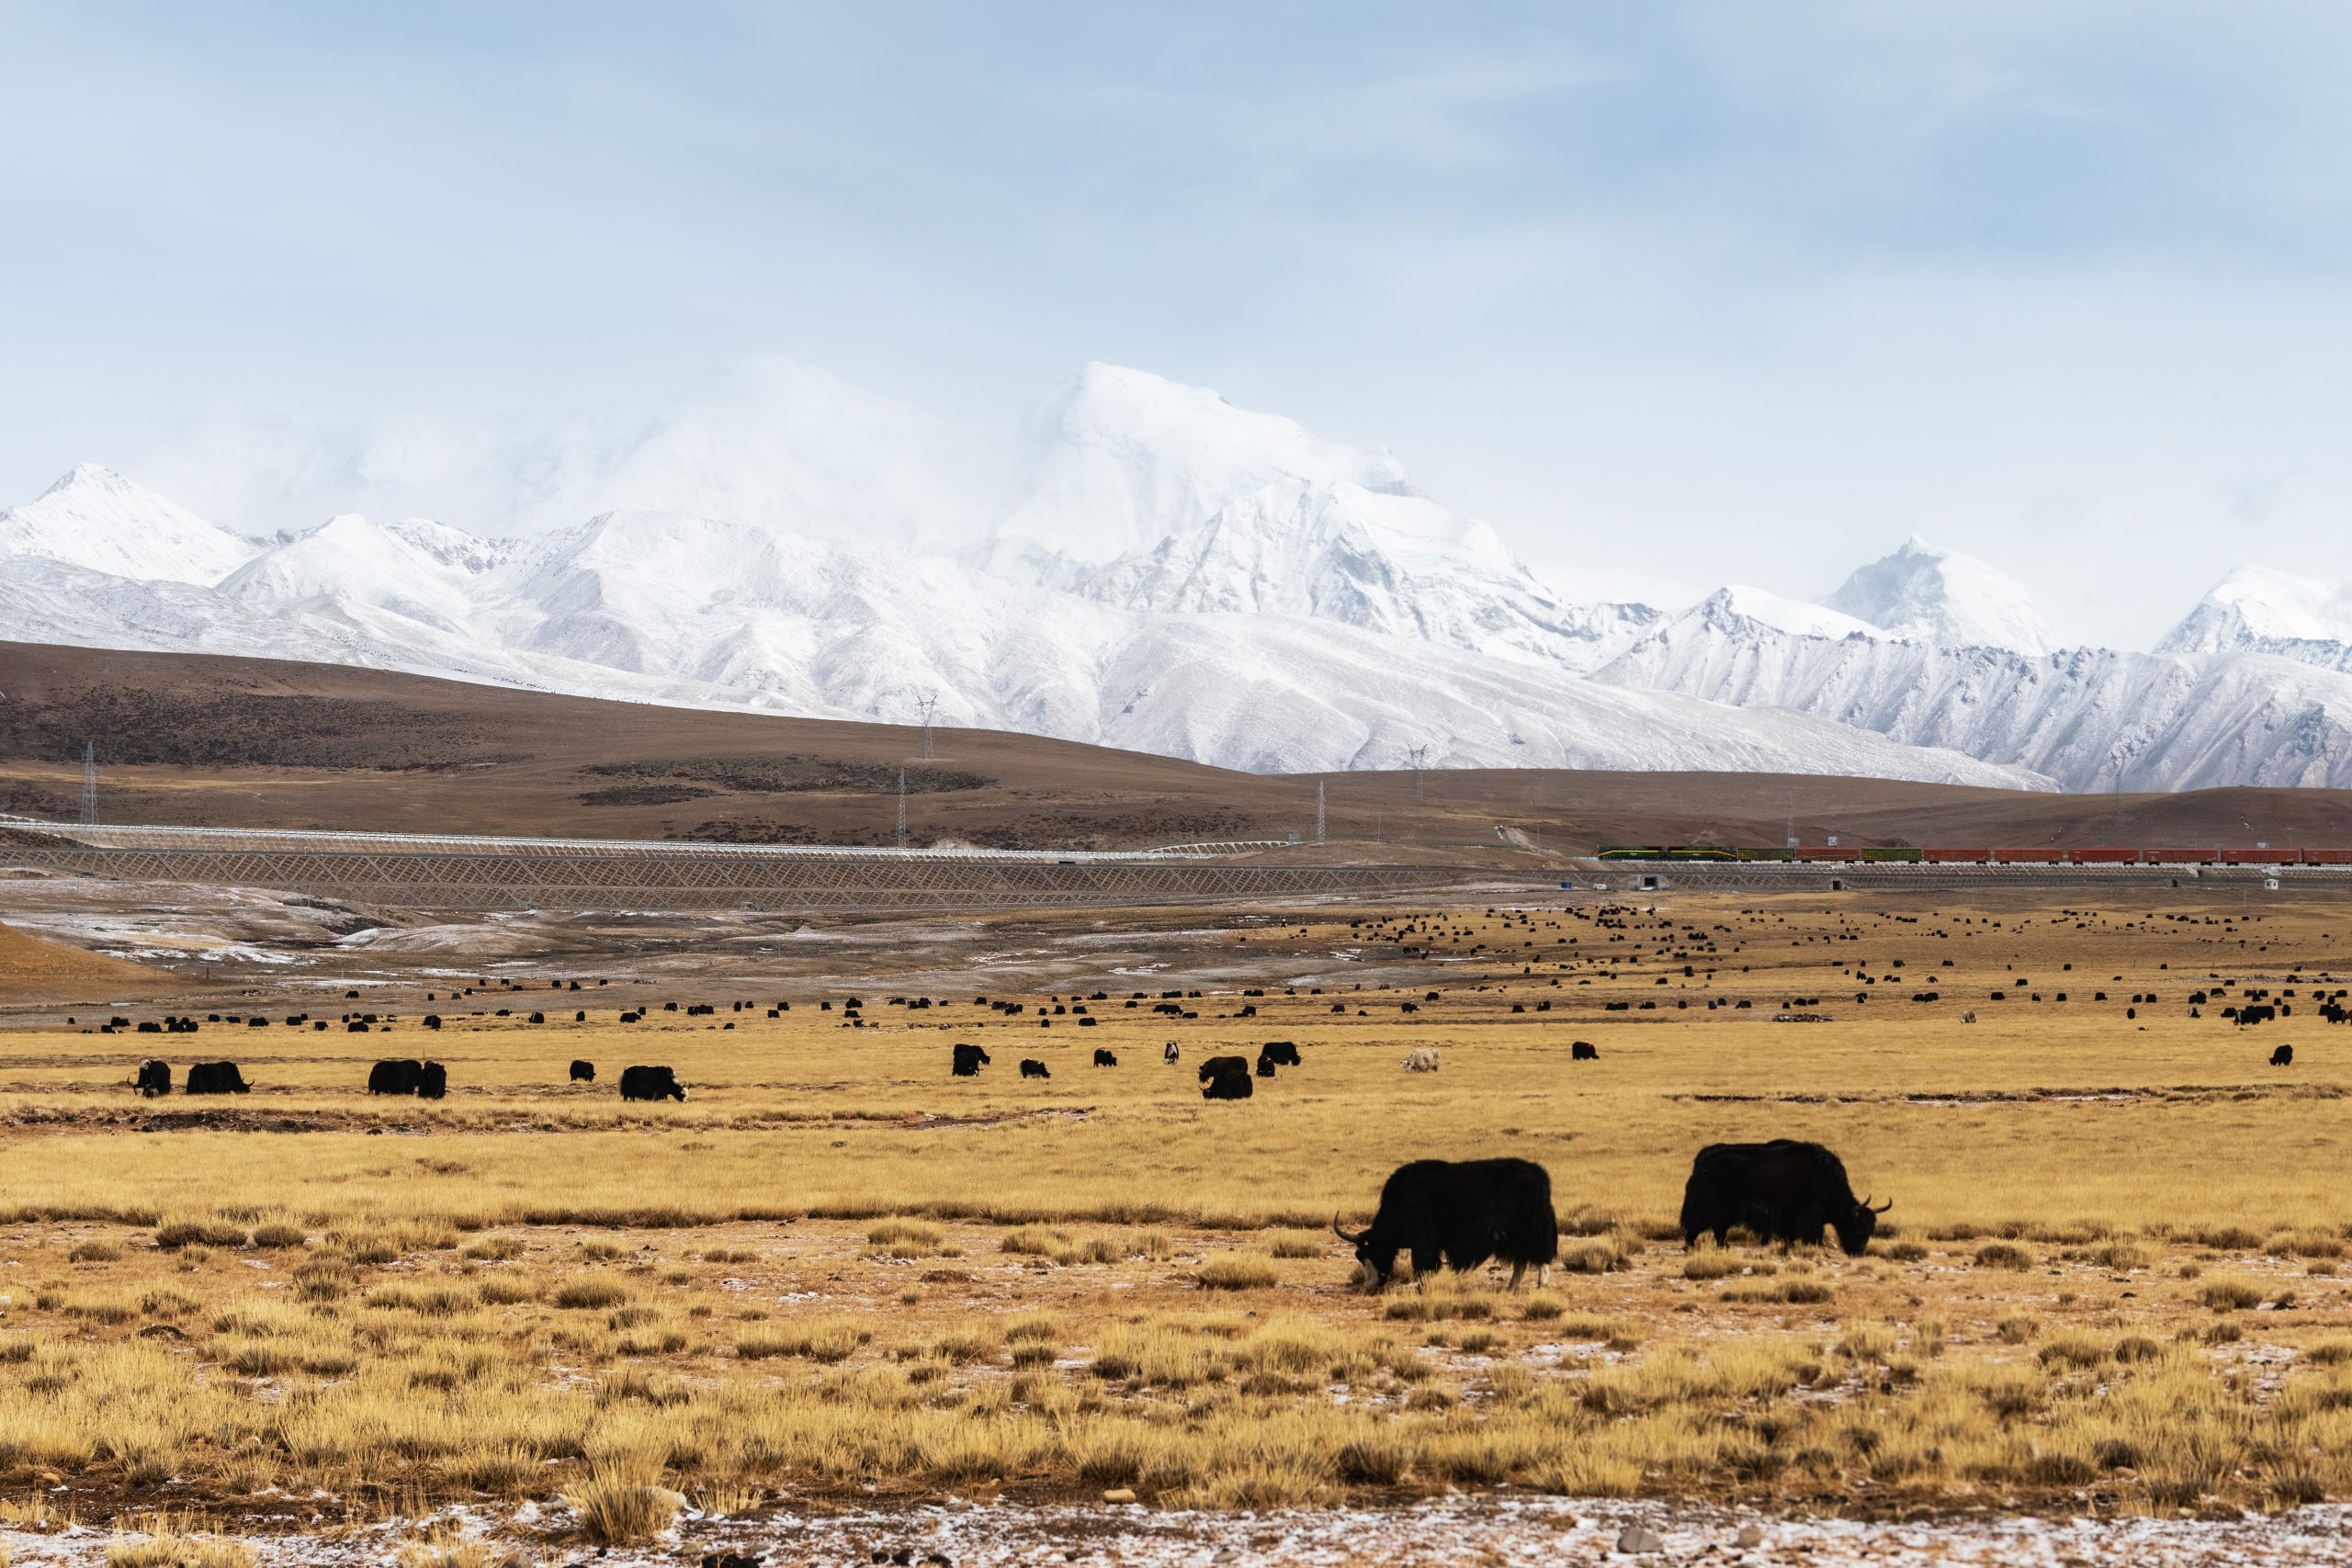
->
[0,890,2346,1526]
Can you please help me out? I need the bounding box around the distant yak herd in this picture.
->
[128,1057,687,1100]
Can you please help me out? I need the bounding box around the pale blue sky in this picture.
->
[4,2,2349,644]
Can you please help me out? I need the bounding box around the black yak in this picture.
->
[368,1059,424,1095]
[1571,1041,1598,1061]
[185,1061,249,1095]
[134,1059,171,1097]
[1091,1048,1118,1066]
[952,1043,989,1077]
[1679,1140,1890,1256]
[1332,1158,1557,1291]
[570,1059,595,1082]
[1197,1055,1249,1084]
[1020,1058,1050,1079]
[2271,1043,2295,1066]
[619,1065,686,1101]
[1202,1065,1253,1100]
[418,1062,447,1100]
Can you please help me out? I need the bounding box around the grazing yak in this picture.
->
[1091,1048,1118,1067]
[1162,1043,1180,1065]
[1197,1055,1250,1084]
[570,1060,595,1082]
[1332,1157,1557,1292]
[1020,1058,1051,1079]
[951,1043,989,1077]
[418,1062,447,1100]
[368,1059,424,1095]
[2271,1043,2295,1066]
[619,1065,687,1102]
[1257,1041,1301,1074]
[1202,1064,1253,1100]
[134,1060,171,1097]
[1679,1139,1890,1257]
[1571,1042,1598,1061]
[1402,1048,1440,1073]
[185,1061,249,1095]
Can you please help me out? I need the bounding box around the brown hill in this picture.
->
[0,919,186,1005]
[4,640,2350,854]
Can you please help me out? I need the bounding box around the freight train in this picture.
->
[1594,844,2352,866]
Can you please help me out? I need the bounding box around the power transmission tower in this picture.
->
[895,768,908,848]
[81,742,96,826]
[1316,780,1326,845]
[1407,746,1430,801]
[913,691,939,761]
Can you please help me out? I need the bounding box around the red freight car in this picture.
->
[2065,847,2141,863]
[2223,848,2300,864]
[2301,849,2352,864]
[2143,847,2220,863]
[1991,847,2064,863]
[1792,846,1842,861]
[1923,847,1990,863]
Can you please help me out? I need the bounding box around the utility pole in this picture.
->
[81,742,96,826]
[1316,780,1326,845]
[914,691,939,761]
[895,768,908,849]
[1408,745,1430,801]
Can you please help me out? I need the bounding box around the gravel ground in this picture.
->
[15,1498,2352,1568]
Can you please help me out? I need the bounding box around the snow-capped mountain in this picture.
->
[1822,536,2056,655]
[0,361,2344,794]
[2157,567,2352,674]
[0,464,259,586]
[0,497,2037,785]
[992,362,1413,564]
[1595,592,2352,790]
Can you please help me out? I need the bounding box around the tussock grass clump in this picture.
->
[364,1281,479,1315]
[248,1222,307,1250]
[1973,1242,2035,1271]
[1682,1247,1737,1280]
[291,1256,356,1302]
[107,1515,256,1568]
[2195,1276,2266,1312]
[1197,1255,1280,1291]
[1001,1225,1125,1267]
[155,1217,245,1251]
[552,1279,631,1310]
[67,1238,124,1263]
[865,1217,945,1254]
[2090,1237,2154,1272]
[738,1316,870,1362]
[560,1463,684,1547]
[1266,1230,1325,1259]
[1559,1233,1635,1274]
[2268,1228,2346,1260]
[460,1235,523,1262]
[1004,1312,1061,1345]
[477,1276,537,1306]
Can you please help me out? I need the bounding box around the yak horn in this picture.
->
[1866,1197,1894,1213]
[1331,1212,1367,1245]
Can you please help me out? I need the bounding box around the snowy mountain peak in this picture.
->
[0,465,259,587]
[1703,584,1884,641]
[995,364,1414,563]
[1820,536,2055,654]
[2159,565,2352,653]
